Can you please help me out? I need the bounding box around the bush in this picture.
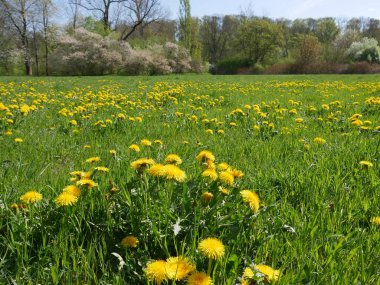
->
[345,37,380,64]
[50,29,128,75]
[211,58,253,74]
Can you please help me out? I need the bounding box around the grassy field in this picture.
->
[0,74,379,285]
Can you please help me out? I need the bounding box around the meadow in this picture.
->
[0,74,379,285]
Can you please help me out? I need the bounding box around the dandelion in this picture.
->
[145,260,167,285]
[141,139,152,146]
[20,191,43,204]
[254,264,280,283]
[14,138,23,143]
[198,238,225,260]
[229,168,244,178]
[370,217,380,226]
[165,154,182,165]
[83,145,91,149]
[76,179,98,189]
[69,119,77,126]
[154,139,163,145]
[218,186,229,195]
[187,272,213,285]
[165,256,195,281]
[240,190,260,213]
[94,166,110,172]
[55,192,78,206]
[219,171,234,186]
[86,156,101,163]
[201,192,214,204]
[161,165,187,182]
[148,164,166,177]
[313,137,326,144]
[129,144,141,152]
[202,169,218,181]
[109,149,117,156]
[196,150,215,163]
[63,185,81,197]
[131,158,155,172]
[359,161,373,169]
[217,162,230,171]
[242,267,255,285]
[121,236,139,248]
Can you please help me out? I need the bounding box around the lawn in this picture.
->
[0,74,379,284]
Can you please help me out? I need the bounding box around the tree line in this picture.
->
[1,0,380,75]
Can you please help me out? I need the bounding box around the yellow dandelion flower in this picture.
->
[121,236,139,248]
[15,138,23,143]
[76,179,98,189]
[165,256,195,281]
[217,162,230,171]
[242,267,255,285]
[148,164,166,177]
[145,260,167,285]
[240,190,260,213]
[161,164,187,182]
[202,169,218,181]
[370,217,380,226]
[219,171,234,186]
[129,144,141,152]
[94,166,110,172]
[63,185,81,197]
[109,149,117,156]
[86,156,101,163]
[187,272,213,285]
[165,154,182,165]
[359,161,373,169]
[83,145,91,149]
[254,264,280,283]
[295,118,304,123]
[201,192,214,204]
[198,238,225,260]
[154,139,163,145]
[229,168,244,178]
[55,192,78,206]
[204,159,216,170]
[131,158,155,171]
[313,137,326,144]
[218,186,229,195]
[69,119,78,126]
[196,150,215,163]
[141,139,152,146]
[20,191,43,204]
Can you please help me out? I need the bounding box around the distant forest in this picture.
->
[1,0,380,75]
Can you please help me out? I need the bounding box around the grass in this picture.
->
[0,74,379,284]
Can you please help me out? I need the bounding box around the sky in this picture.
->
[163,0,380,20]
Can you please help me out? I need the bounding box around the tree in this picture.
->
[41,0,55,75]
[296,34,322,66]
[0,0,38,75]
[179,0,191,50]
[72,0,124,31]
[200,15,238,64]
[119,0,164,41]
[235,18,284,65]
[315,18,340,44]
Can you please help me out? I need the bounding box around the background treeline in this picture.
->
[1,0,380,76]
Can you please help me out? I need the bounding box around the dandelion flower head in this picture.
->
[198,238,225,260]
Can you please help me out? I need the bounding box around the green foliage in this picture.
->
[235,18,284,65]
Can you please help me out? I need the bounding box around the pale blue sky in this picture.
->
[163,0,380,19]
